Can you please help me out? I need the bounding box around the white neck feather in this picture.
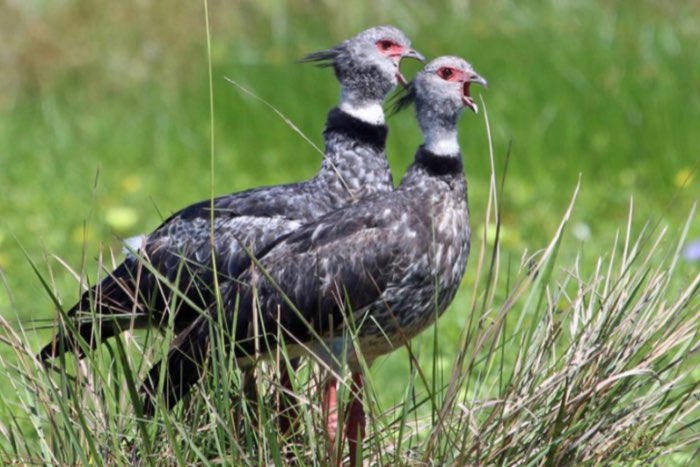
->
[423,128,460,156]
[339,101,385,125]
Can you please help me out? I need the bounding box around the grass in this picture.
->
[1,160,698,464]
[0,0,699,464]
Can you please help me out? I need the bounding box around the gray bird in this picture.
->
[142,56,486,465]
[37,26,423,362]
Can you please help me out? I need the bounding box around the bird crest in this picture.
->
[390,81,416,115]
[299,48,340,68]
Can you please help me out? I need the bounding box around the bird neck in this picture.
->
[413,145,463,176]
[336,63,394,125]
[399,144,464,192]
[322,107,388,154]
[315,107,392,204]
[339,100,385,125]
[422,127,460,156]
[416,99,462,157]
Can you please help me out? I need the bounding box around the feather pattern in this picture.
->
[38,26,421,361]
[37,107,392,361]
[141,56,484,414]
[143,145,470,413]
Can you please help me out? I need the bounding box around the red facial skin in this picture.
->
[376,40,410,85]
[376,40,406,60]
[437,66,479,112]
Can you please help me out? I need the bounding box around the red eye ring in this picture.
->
[379,40,393,50]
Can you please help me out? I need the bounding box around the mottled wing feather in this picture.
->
[140,195,431,408]
[130,184,316,327]
[225,198,427,354]
[39,183,315,360]
[39,106,394,362]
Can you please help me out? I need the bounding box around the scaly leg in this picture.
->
[322,376,339,463]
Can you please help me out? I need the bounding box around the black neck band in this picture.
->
[414,146,463,176]
[324,107,388,152]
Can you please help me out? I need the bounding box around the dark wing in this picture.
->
[140,196,429,410]
[237,211,409,348]
[143,180,328,276]
[38,182,317,361]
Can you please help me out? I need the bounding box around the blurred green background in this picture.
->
[0,0,698,401]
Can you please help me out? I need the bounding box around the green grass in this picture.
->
[0,0,699,464]
[1,168,698,464]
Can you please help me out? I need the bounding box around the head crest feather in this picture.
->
[299,48,339,67]
[390,82,416,116]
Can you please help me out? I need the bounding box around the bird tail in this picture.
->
[37,262,139,362]
[36,309,117,362]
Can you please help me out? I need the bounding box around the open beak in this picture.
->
[469,73,488,88]
[396,48,426,87]
[462,72,488,114]
[402,48,426,63]
[396,71,409,86]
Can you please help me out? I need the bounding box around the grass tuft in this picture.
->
[0,115,698,465]
[1,2,699,464]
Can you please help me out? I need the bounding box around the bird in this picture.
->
[36,26,424,362]
[141,55,487,466]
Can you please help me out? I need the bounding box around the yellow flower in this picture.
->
[105,207,139,231]
[121,174,142,193]
[674,168,694,188]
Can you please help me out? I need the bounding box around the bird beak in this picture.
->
[396,48,425,87]
[396,72,409,86]
[462,71,487,114]
[402,48,426,63]
[469,73,488,89]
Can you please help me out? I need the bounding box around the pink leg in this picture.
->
[346,372,366,467]
[323,376,339,462]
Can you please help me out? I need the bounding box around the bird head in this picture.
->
[302,26,424,106]
[400,56,487,115]
[393,56,487,154]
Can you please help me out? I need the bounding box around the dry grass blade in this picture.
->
[224,77,323,157]
[435,206,700,466]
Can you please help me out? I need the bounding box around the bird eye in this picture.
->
[378,40,393,50]
[438,67,454,80]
